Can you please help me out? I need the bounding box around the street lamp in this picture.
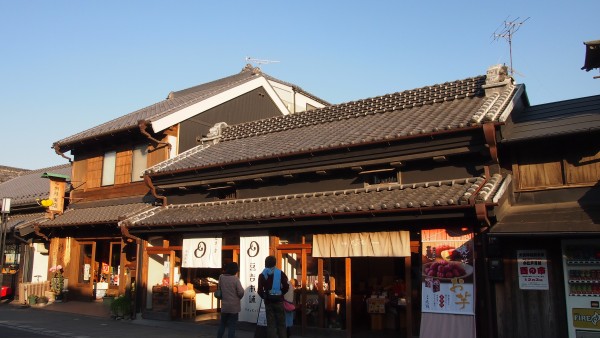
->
[0,198,11,291]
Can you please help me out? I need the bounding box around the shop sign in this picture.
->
[517,249,549,290]
[239,231,269,323]
[182,234,222,268]
[48,179,66,213]
[421,228,475,315]
[572,308,600,330]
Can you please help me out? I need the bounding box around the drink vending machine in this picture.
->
[562,239,600,338]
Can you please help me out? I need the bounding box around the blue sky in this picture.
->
[1,1,598,170]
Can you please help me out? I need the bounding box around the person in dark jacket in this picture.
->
[258,255,289,338]
[217,262,245,338]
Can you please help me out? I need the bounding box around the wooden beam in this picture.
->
[146,246,182,254]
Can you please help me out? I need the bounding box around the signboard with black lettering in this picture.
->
[239,231,269,323]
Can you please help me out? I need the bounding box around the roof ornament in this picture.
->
[485,64,509,86]
[201,122,228,145]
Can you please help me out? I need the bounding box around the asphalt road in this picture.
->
[0,302,248,338]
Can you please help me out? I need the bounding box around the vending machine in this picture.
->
[562,239,600,338]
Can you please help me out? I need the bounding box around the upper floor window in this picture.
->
[362,169,399,186]
[101,150,117,186]
[131,144,148,182]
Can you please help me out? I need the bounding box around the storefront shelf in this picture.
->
[566,260,600,265]
[568,280,600,283]
[568,293,600,297]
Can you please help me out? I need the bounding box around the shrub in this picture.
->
[110,295,132,319]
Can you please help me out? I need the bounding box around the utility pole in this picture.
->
[492,17,530,76]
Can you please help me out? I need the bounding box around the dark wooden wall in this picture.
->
[493,237,568,338]
[166,157,484,205]
[178,87,283,153]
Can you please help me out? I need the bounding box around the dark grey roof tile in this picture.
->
[53,66,327,152]
[0,164,71,206]
[148,75,517,175]
[41,202,153,227]
[127,176,498,228]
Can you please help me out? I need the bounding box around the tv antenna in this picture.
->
[492,16,530,76]
[245,56,280,67]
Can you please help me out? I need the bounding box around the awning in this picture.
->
[313,231,411,257]
[490,202,600,236]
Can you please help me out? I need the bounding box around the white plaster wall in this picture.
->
[269,80,326,114]
[30,243,49,283]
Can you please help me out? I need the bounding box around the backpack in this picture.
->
[266,268,283,302]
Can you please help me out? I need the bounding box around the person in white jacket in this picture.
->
[217,262,245,338]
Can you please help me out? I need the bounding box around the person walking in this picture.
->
[258,255,289,338]
[217,262,245,338]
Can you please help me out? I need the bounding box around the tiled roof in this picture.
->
[146,76,518,175]
[6,212,47,231]
[502,94,600,143]
[40,201,154,228]
[53,66,327,152]
[125,174,503,228]
[0,166,29,184]
[0,164,71,207]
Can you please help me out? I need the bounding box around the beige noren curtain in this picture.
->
[312,231,410,257]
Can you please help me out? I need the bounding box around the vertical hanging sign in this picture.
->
[48,178,66,214]
[421,228,475,315]
[239,231,269,323]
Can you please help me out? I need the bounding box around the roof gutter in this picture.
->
[482,123,499,164]
[138,120,172,152]
[52,143,72,163]
[33,224,49,241]
[120,222,141,244]
[13,231,30,244]
[144,174,167,206]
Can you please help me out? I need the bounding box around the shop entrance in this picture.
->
[350,257,408,333]
[277,241,417,338]
[76,239,122,300]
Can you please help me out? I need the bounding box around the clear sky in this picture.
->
[1,1,598,170]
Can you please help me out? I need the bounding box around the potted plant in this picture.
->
[49,265,64,302]
[28,295,38,306]
[110,295,132,320]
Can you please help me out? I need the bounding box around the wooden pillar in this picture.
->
[318,258,324,327]
[345,257,351,338]
[301,247,308,336]
[405,254,413,338]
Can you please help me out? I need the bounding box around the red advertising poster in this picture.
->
[421,228,475,315]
